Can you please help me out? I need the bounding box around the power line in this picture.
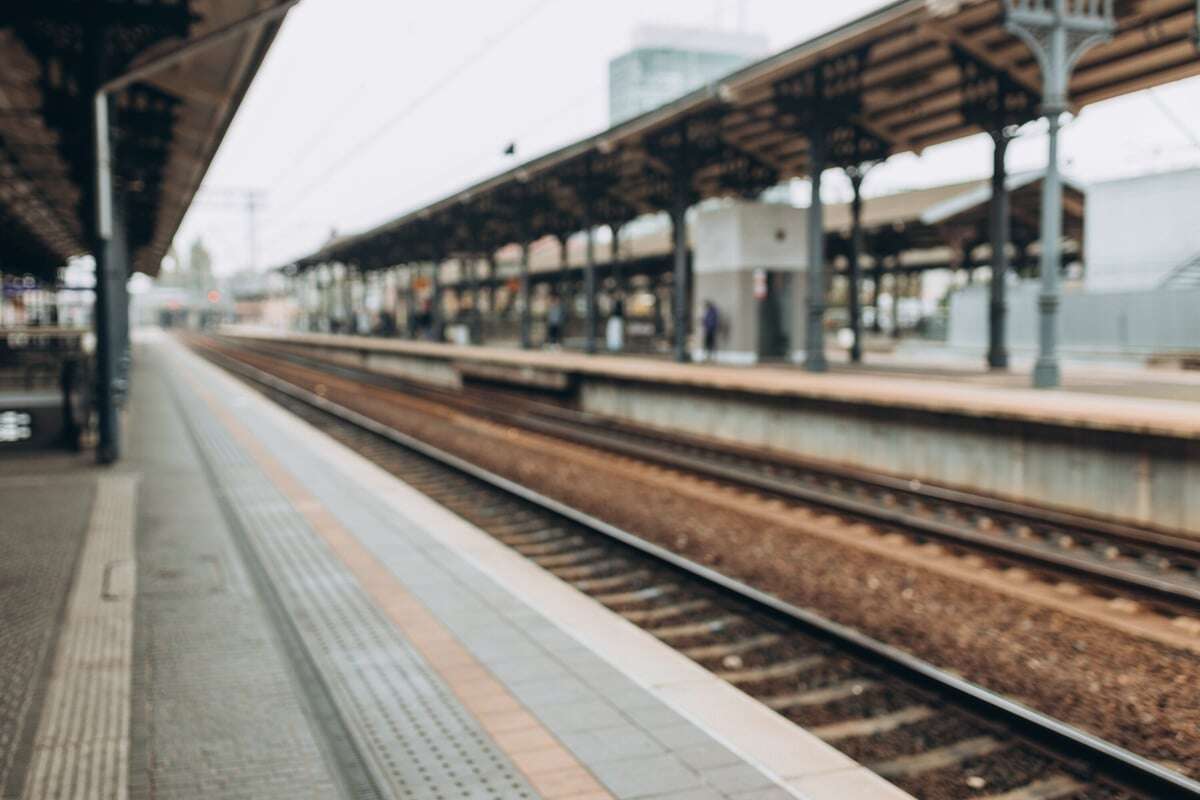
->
[259,0,556,238]
[258,77,606,265]
[1147,88,1200,153]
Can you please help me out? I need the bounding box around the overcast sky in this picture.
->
[172,0,1200,276]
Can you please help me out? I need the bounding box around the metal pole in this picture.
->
[987,130,1011,370]
[342,264,354,333]
[1033,108,1063,388]
[92,86,122,463]
[847,168,866,364]
[670,176,690,363]
[467,255,481,344]
[431,259,444,341]
[805,126,828,372]
[584,222,597,354]
[891,262,903,340]
[871,259,883,334]
[1006,0,1114,387]
[519,241,532,349]
[559,235,570,302]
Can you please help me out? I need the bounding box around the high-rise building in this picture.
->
[608,25,767,126]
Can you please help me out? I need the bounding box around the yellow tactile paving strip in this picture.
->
[22,474,138,800]
[186,373,615,800]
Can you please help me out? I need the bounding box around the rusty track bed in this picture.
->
[192,335,1200,800]
[215,334,1200,619]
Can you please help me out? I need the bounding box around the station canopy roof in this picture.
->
[0,1,293,282]
[289,0,1199,274]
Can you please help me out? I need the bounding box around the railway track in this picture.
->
[209,334,1200,622]
[191,335,1200,800]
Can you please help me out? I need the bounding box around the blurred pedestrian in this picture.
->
[606,293,625,352]
[545,293,565,349]
[701,300,719,362]
[413,299,433,340]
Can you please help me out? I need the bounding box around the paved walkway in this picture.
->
[0,454,96,799]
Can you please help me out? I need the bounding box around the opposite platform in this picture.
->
[217,329,1200,538]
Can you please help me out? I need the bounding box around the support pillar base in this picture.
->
[1032,359,1060,389]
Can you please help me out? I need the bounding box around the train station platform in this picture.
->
[220,329,1200,537]
[0,330,909,800]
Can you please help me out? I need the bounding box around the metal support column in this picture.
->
[467,256,482,344]
[805,125,828,373]
[987,130,1012,370]
[430,260,444,341]
[1034,111,1063,387]
[846,166,868,363]
[558,236,570,300]
[870,260,884,334]
[342,265,356,333]
[1005,0,1114,388]
[584,222,597,354]
[669,174,690,363]
[519,241,532,349]
[891,262,902,340]
[92,88,123,463]
[610,222,623,292]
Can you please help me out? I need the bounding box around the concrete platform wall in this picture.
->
[270,340,463,389]
[220,332,1200,536]
[580,379,1199,535]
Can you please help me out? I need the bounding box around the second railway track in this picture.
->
[190,333,1200,800]
[202,334,1200,621]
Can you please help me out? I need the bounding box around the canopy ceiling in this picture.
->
[0,0,292,281]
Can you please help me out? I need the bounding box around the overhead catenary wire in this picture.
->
[260,76,606,266]
[259,0,556,240]
[1147,88,1200,153]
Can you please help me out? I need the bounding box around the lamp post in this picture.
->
[1004,0,1114,388]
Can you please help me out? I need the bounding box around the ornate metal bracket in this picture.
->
[1004,0,1115,113]
[773,46,889,168]
[951,45,1040,133]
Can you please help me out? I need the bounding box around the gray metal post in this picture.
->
[584,224,597,354]
[519,241,532,349]
[1006,0,1114,388]
[342,264,355,333]
[405,266,417,337]
[805,126,828,373]
[987,130,1011,370]
[92,89,122,463]
[670,176,690,363]
[559,236,570,301]
[891,263,903,340]
[430,260,444,341]
[1033,111,1063,387]
[467,256,482,344]
[847,168,866,364]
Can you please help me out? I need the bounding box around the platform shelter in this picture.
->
[281,0,1200,385]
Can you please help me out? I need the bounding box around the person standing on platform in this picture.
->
[701,300,720,362]
[545,293,565,349]
[606,293,625,352]
[414,299,432,340]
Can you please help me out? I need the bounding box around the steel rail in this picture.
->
[212,335,1200,612]
[193,338,1200,800]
